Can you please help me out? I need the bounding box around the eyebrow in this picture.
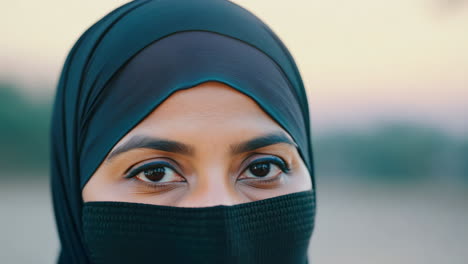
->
[106,132,297,162]
[106,135,194,162]
[229,132,297,155]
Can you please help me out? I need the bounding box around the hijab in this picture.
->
[51,0,316,263]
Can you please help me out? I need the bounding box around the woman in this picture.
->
[51,0,316,263]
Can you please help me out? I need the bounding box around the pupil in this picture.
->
[249,162,270,177]
[143,167,165,181]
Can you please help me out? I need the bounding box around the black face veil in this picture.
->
[51,0,316,263]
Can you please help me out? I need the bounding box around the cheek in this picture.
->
[291,157,313,189]
[82,160,132,202]
[237,160,312,201]
[82,171,117,202]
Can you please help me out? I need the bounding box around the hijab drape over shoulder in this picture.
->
[51,0,315,263]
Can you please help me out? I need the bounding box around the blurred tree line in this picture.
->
[314,124,468,186]
[0,81,466,186]
[0,81,52,173]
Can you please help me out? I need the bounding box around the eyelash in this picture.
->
[124,155,291,187]
[124,160,181,179]
[244,156,290,174]
[239,156,291,183]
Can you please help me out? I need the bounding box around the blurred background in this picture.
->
[1,0,467,263]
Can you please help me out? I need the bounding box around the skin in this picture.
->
[82,81,312,207]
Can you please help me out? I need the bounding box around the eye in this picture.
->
[125,161,186,184]
[239,156,290,181]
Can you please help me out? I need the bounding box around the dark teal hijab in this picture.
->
[51,0,315,263]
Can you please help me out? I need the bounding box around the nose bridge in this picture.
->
[183,163,245,207]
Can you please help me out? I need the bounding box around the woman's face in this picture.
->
[82,81,312,207]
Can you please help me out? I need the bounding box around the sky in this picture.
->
[1,0,467,135]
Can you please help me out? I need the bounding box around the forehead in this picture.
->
[123,82,286,140]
